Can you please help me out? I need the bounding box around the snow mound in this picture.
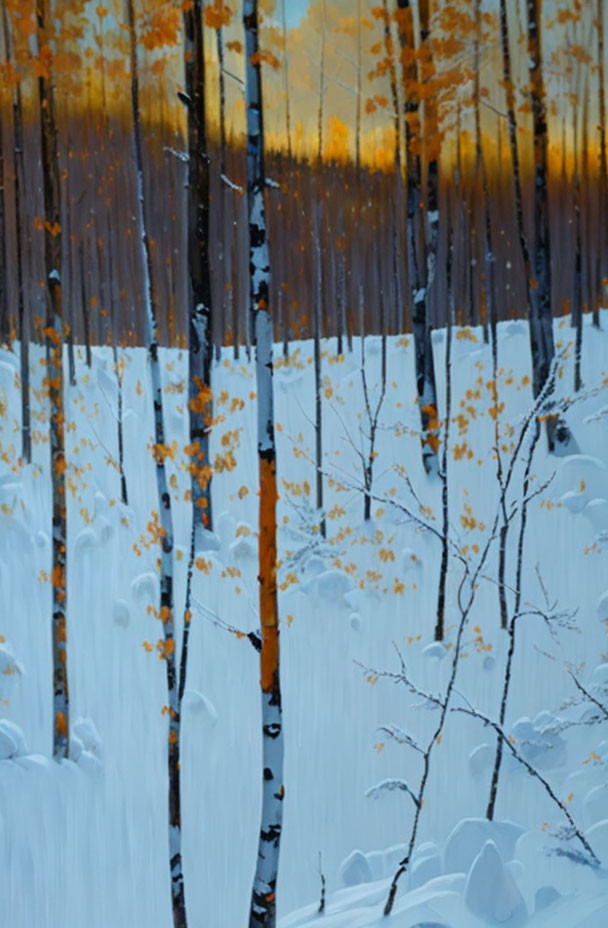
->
[584,785,608,829]
[410,850,442,890]
[349,612,362,631]
[534,885,560,913]
[72,717,102,760]
[0,641,24,677]
[339,849,372,886]
[302,555,326,579]
[509,715,566,770]
[586,819,608,865]
[597,591,608,623]
[0,719,28,759]
[215,511,236,548]
[229,526,257,559]
[401,547,422,573]
[74,527,98,556]
[423,643,448,661]
[113,599,130,628]
[592,663,608,685]
[444,818,525,874]
[555,455,607,506]
[463,840,527,923]
[560,491,587,514]
[582,498,608,534]
[131,571,158,603]
[468,743,492,778]
[305,569,354,605]
[195,528,221,552]
[183,690,218,725]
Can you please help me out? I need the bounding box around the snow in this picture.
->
[1,316,608,925]
[443,819,525,875]
[463,840,527,923]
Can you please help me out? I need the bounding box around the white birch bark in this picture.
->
[124,2,184,925]
[244,3,285,925]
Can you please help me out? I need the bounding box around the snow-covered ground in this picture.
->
[1,315,607,926]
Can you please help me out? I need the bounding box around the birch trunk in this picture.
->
[36,0,69,760]
[125,2,184,925]
[244,3,285,924]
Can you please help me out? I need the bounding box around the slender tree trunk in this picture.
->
[78,244,92,368]
[381,0,404,334]
[527,1,554,405]
[435,203,454,641]
[573,86,583,393]
[125,2,184,925]
[500,0,569,450]
[356,0,362,175]
[597,0,607,325]
[216,22,227,351]
[582,81,594,327]
[486,421,540,819]
[184,1,213,544]
[36,0,69,760]
[106,212,128,505]
[64,128,76,387]
[473,0,490,342]
[244,4,285,925]
[281,0,292,162]
[0,48,6,344]
[408,0,439,473]
[397,0,439,474]
[314,204,325,537]
[382,0,401,176]
[2,3,30,460]
[317,0,326,163]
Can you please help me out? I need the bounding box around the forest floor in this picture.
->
[0,315,607,926]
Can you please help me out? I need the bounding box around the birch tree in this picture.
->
[124,1,185,924]
[35,0,70,760]
[244,1,285,924]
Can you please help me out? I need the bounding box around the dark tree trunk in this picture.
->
[184,0,213,545]
[314,204,325,537]
[396,0,439,474]
[2,2,30,460]
[597,0,607,326]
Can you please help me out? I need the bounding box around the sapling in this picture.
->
[357,364,561,915]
